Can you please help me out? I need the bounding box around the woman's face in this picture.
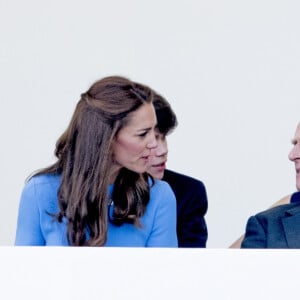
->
[112,103,157,175]
[147,130,168,179]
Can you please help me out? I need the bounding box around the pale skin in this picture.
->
[147,130,168,179]
[229,122,300,248]
[111,103,158,182]
[289,122,300,190]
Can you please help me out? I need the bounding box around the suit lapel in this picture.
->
[281,205,300,248]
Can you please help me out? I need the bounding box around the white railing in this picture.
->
[0,247,299,300]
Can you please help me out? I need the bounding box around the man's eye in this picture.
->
[155,134,166,141]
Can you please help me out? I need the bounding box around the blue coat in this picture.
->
[15,173,178,247]
[242,192,300,248]
[162,169,208,247]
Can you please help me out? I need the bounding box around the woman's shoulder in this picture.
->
[19,173,61,213]
[24,173,61,194]
[145,179,176,221]
[29,172,60,182]
[149,178,176,202]
[151,178,173,191]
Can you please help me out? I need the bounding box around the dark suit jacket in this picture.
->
[162,169,208,247]
[242,192,300,248]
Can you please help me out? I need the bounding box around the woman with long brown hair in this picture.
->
[15,76,178,247]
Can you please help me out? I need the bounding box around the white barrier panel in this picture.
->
[0,247,299,300]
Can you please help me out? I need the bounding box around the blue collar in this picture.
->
[291,192,300,203]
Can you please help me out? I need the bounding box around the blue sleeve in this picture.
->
[241,216,267,248]
[15,180,45,246]
[146,182,178,247]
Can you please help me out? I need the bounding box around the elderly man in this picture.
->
[241,122,300,248]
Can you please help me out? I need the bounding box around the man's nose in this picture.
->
[289,146,297,161]
[155,143,168,156]
[147,132,158,149]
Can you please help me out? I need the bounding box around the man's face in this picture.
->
[288,123,300,191]
[147,130,168,179]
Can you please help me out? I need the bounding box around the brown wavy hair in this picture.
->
[33,76,155,246]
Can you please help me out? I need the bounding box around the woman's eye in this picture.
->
[138,131,148,138]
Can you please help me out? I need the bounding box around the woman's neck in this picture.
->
[109,164,121,184]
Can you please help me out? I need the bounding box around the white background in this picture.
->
[1,0,299,247]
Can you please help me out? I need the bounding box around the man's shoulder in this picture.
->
[163,169,205,189]
[291,191,300,203]
[255,201,300,220]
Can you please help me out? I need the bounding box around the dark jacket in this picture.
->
[162,169,208,247]
[242,192,300,248]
